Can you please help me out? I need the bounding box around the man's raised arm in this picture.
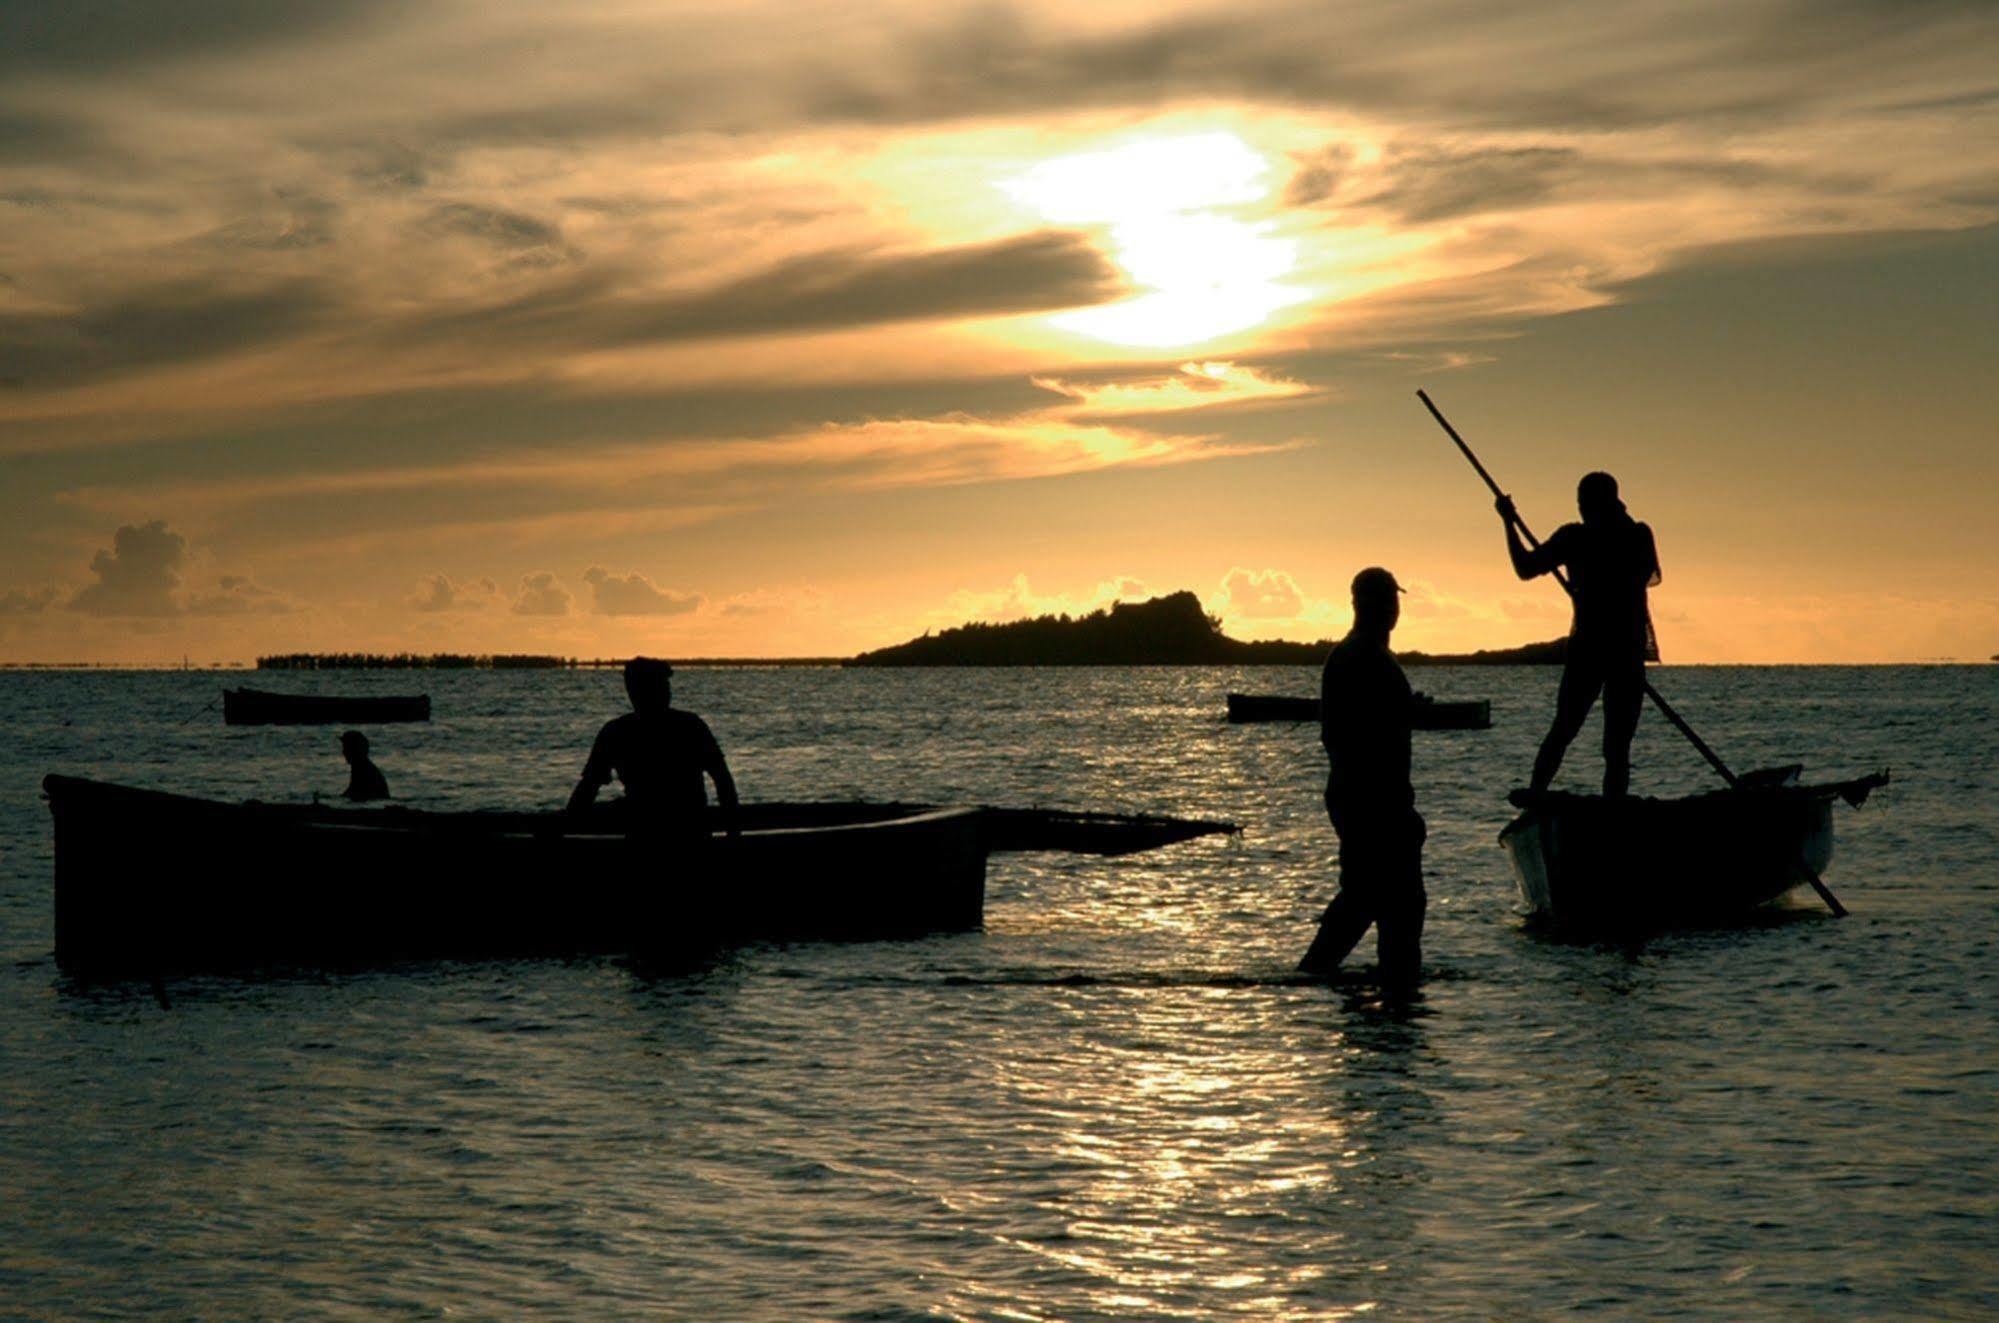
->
[1497,496,1558,580]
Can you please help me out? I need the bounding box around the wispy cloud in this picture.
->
[1031,361,1314,417]
[51,359,1304,556]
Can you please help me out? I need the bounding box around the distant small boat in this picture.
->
[1499,770,1889,926]
[1226,692,1493,730]
[43,777,1234,977]
[222,687,431,725]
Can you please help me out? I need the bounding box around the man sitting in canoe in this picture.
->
[340,730,389,802]
[1299,567,1426,989]
[1497,471,1661,797]
[567,657,740,841]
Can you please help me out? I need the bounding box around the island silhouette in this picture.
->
[243,591,1568,670]
[847,591,1565,667]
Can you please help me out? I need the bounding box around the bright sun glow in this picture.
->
[1001,131,1306,349]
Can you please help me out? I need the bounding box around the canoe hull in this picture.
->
[47,777,985,978]
[223,688,431,725]
[1499,783,1857,927]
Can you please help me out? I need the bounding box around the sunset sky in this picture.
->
[3,0,1995,663]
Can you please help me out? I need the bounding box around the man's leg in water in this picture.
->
[1372,811,1427,988]
[1299,806,1379,975]
[1531,653,1606,792]
[1601,658,1645,797]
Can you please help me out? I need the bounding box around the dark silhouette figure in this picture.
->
[1498,472,1661,797]
[568,657,740,841]
[1299,567,1426,988]
[340,730,389,802]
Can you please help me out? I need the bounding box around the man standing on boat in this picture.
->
[1497,472,1661,797]
[1299,567,1426,988]
[567,657,740,842]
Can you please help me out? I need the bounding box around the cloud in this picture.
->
[1345,146,1581,223]
[68,520,185,616]
[581,566,702,616]
[716,586,828,619]
[410,573,498,612]
[618,230,1122,344]
[510,571,571,616]
[934,572,1151,626]
[187,573,293,616]
[49,360,1305,550]
[0,586,60,615]
[402,230,1122,357]
[422,202,573,267]
[0,0,393,77]
[0,281,330,389]
[1398,578,1475,621]
[1030,361,1315,417]
[58,519,295,619]
[1219,566,1306,619]
[3,0,1990,444]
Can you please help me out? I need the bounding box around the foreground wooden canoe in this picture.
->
[223,687,431,725]
[46,776,986,977]
[1499,771,1888,927]
[1226,692,1492,729]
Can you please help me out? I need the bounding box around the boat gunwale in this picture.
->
[1497,770,1890,842]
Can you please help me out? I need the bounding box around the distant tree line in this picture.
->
[257,652,592,670]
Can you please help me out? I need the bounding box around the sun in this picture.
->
[1000,130,1306,349]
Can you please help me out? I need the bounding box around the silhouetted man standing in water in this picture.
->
[568,657,740,842]
[1498,472,1661,797]
[1299,567,1425,988]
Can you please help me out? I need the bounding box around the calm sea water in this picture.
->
[1,665,1994,1319]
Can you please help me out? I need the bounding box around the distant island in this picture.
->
[847,591,1566,667]
[244,593,1566,670]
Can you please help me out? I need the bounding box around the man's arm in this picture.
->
[709,756,741,840]
[694,717,740,839]
[566,727,611,815]
[1497,497,1560,579]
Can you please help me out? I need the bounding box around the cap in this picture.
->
[1350,566,1405,600]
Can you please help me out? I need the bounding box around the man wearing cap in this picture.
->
[1496,471,1661,797]
[1299,567,1426,987]
[567,656,740,842]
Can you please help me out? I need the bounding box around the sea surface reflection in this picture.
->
[1,665,1993,1317]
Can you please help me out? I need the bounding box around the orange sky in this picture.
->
[3,1,1996,663]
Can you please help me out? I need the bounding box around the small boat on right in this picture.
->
[1499,768,1889,927]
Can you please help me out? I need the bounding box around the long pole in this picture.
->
[1416,389,1847,917]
